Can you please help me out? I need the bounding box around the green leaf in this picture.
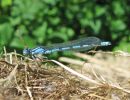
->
[43,0,57,5]
[1,0,12,7]
[89,20,101,33]
[80,10,93,27]
[48,8,58,15]
[49,17,60,25]
[10,17,21,26]
[10,38,25,48]
[48,27,71,41]
[112,32,119,40]
[80,18,89,27]
[48,32,68,42]
[33,22,48,43]
[0,23,13,46]
[66,10,73,20]
[114,38,130,52]
[113,1,124,16]
[10,35,37,48]
[111,20,126,31]
[66,28,74,38]
[95,6,106,16]
[16,25,28,35]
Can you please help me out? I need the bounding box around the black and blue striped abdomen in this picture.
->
[43,37,110,54]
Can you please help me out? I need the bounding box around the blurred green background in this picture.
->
[0,0,130,57]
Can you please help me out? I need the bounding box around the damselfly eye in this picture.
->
[23,48,31,55]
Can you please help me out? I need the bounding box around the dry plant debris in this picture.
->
[0,50,130,100]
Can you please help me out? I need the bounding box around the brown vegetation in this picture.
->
[0,50,130,100]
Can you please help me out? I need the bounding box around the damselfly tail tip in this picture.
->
[101,41,111,46]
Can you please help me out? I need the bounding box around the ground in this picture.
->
[0,50,130,100]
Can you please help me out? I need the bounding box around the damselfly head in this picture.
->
[23,48,31,56]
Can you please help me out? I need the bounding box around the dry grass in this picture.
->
[0,50,130,100]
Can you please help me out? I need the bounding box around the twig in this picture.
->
[50,60,101,85]
[26,86,33,100]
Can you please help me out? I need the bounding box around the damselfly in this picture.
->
[23,37,111,58]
